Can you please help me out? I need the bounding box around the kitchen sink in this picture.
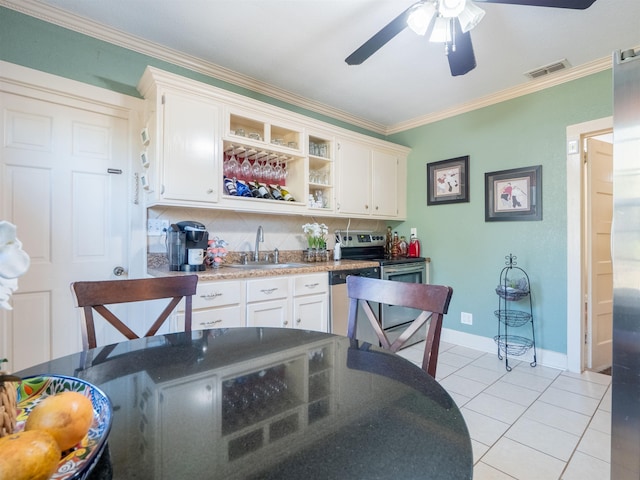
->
[224,262,309,270]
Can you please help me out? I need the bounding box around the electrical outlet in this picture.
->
[147,219,169,236]
[461,312,473,325]
[411,227,417,236]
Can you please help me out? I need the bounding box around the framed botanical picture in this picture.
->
[485,165,542,221]
[427,155,469,205]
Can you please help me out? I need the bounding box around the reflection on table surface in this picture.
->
[17,327,472,480]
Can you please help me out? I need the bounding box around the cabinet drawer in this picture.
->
[293,273,328,296]
[246,277,289,303]
[191,306,244,330]
[192,281,242,310]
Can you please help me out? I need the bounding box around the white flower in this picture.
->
[0,278,18,310]
[302,223,328,249]
[0,221,30,310]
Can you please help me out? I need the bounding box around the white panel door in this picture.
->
[1,92,130,369]
[586,137,613,371]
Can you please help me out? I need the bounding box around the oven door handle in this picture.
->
[382,264,424,275]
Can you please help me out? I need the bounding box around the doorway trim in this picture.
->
[566,116,613,372]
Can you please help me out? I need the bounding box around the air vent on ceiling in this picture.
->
[524,59,571,79]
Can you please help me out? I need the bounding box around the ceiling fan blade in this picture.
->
[447,19,476,76]
[345,3,417,65]
[475,0,597,9]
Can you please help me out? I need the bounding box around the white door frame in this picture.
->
[566,116,613,372]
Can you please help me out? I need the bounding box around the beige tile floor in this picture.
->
[397,341,611,480]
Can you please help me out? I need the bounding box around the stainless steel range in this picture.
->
[329,230,429,348]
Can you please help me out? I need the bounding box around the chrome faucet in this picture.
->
[254,225,264,262]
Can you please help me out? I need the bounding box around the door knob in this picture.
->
[113,266,126,276]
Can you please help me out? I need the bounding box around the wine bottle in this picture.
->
[279,186,295,202]
[223,176,237,196]
[248,181,261,198]
[255,181,272,199]
[235,179,252,197]
[270,184,284,201]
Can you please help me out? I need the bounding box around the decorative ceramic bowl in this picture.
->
[16,375,113,480]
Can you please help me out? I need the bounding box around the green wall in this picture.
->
[0,7,383,139]
[388,71,612,353]
[1,6,613,354]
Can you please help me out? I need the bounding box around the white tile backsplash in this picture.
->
[148,207,395,253]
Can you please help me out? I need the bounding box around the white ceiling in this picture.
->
[11,0,640,133]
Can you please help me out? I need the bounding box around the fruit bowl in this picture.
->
[15,375,113,480]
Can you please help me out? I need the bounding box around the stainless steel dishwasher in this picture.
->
[329,266,379,344]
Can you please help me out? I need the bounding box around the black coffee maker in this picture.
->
[166,221,209,271]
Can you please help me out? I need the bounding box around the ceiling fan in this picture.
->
[345,0,598,76]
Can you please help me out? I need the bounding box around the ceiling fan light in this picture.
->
[407,2,436,36]
[429,16,452,43]
[458,2,485,33]
[438,0,466,18]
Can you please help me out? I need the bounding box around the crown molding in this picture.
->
[2,0,618,137]
[385,56,613,135]
[2,0,388,135]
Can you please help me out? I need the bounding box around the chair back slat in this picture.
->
[346,275,453,377]
[71,275,198,349]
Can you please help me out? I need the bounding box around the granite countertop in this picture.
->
[148,258,380,281]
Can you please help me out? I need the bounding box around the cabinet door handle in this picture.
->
[260,288,278,295]
[201,292,223,299]
[296,318,301,324]
[283,320,288,326]
[365,204,369,210]
[200,319,223,326]
[206,188,214,194]
[304,283,319,289]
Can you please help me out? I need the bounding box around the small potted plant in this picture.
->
[302,222,328,262]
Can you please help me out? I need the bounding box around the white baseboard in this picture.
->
[441,328,568,371]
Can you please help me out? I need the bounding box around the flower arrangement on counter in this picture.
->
[0,221,30,311]
[302,223,328,250]
[206,237,228,268]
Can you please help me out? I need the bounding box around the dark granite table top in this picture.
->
[16,328,472,479]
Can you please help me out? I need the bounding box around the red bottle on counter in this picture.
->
[408,233,421,258]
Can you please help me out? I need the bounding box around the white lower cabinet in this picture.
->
[246,299,289,328]
[176,280,245,330]
[292,273,328,331]
[246,276,290,328]
[246,273,328,332]
[175,273,328,332]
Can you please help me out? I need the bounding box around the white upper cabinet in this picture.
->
[161,92,220,204]
[137,66,408,219]
[336,140,406,219]
[371,149,400,218]
[138,69,222,207]
[336,139,371,216]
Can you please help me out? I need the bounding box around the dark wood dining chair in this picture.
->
[71,275,199,350]
[346,275,453,378]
